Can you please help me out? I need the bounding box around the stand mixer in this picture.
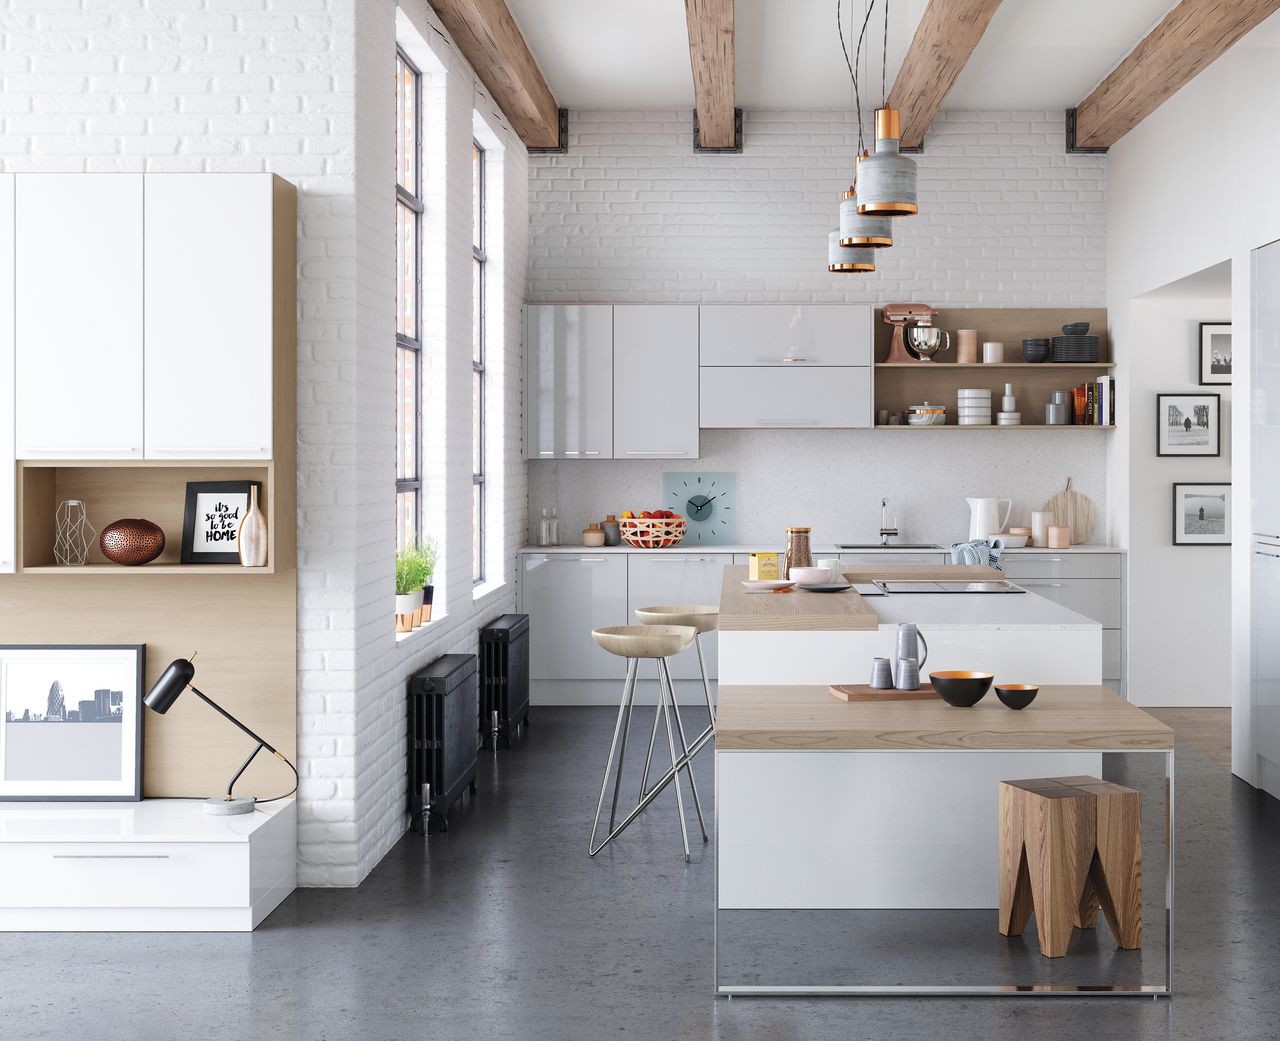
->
[881,303,950,363]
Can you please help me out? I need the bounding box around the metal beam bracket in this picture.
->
[1065,108,1108,155]
[693,108,743,154]
[528,108,568,155]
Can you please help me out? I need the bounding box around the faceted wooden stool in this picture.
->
[999,776,1142,958]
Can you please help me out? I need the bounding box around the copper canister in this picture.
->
[784,527,812,577]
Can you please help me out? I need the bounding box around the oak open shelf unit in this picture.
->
[16,459,292,575]
[872,307,1115,430]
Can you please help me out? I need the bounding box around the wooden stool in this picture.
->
[633,605,718,798]
[999,775,1142,958]
[588,624,704,861]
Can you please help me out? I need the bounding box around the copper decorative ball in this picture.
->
[100,519,166,566]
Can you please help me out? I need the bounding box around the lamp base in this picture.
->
[203,796,256,816]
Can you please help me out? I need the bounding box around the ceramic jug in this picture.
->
[966,497,1012,541]
[895,623,928,670]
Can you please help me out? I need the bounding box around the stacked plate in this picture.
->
[1051,335,1100,362]
[957,388,992,425]
[996,411,1021,426]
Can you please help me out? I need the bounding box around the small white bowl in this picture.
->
[958,416,991,425]
[789,566,831,584]
[991,533,1029,548]
[957,388,993,398]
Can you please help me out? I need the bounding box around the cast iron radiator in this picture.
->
[407,653,478,834]
[480,613,530,750]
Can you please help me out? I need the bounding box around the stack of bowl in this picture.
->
[1051,322,1100,363]
[956,388,992,425]
[1022,337,1050,363]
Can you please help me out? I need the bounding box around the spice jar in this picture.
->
[784,527,813,576]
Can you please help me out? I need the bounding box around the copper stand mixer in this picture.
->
[881,304,950,363]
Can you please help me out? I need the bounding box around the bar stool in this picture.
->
[633,605,718,798]
[588,624,707,861]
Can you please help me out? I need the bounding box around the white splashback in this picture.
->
[528,428,1107,547]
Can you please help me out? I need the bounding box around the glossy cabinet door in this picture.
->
[145,175,274,459]
[15,174,144,458]
[0,175,13,573]
[626,554,730,679]
[613,305,698,459]
[699,367,871,428]
[526,304,613,459]
[700,304,873,366]
[520,553,628,680]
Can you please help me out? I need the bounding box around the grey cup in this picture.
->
[894,657,921,691]
[869,657,894,689]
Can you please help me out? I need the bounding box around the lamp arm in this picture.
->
[190,686,277,754]
[225,741,266,800]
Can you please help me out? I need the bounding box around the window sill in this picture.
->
[395,612,445,645]
[472,578,507,603]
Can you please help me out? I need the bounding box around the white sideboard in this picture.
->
[0,798,296,931]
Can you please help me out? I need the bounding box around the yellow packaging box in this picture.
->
[748,552,780,581]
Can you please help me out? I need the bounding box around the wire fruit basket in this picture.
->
[619,516,686,549]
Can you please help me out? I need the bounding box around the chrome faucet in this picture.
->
[879,498,900,547]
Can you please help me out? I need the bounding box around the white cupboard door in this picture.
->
[700,305,872,366]
[15,175,144,459]
[145,175,273,459]
[699,367,871,428]
[626,555,729,680]
[613,305,698,459]
[526,305,613,459]
[0,175,14,573]
[521,554,628,680]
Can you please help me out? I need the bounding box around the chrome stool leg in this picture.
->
[695,632,715,731]
[639,689,662,800]
[659,657,708,843]
[588,657,639,856]
[609,658,640,831]
[656,656,692,862]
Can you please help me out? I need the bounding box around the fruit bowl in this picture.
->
[929,670,994,707]
[620,515,687,549]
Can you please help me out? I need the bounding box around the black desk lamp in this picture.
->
[144,655,298,816]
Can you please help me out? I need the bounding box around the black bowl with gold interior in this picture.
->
[929,671,994,708]
[995,683,1039,710]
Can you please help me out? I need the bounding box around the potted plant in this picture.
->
[418,536,438,625]
[395,544,429,633]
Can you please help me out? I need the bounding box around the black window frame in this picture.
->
[395,47,424,553]
[472,139,487,585]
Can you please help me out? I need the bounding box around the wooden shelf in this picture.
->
[875,362,1116,369]
[19,564,273,575]
[875,424,1115,431]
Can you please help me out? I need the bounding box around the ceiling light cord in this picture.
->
[840,0,879,160]
[882,0,889,108]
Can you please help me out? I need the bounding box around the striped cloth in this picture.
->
[950,538,1006,571]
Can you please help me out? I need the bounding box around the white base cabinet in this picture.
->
[0,799,296,931]
[626,553,730,680]
[522,553,628,681]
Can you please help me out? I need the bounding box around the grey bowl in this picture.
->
[1061,321,1090,335]
[1022,340,1050,363]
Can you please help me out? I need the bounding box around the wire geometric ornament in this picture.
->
[54,499,96,566]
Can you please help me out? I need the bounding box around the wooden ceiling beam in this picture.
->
[1073,0,1280,150]
[887,0,1005,151]
[685,0,736,150]
[429,0,563,150]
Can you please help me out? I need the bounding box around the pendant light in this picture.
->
[856,0,917,217]
[828,228,875,273]
[840,151,892,247]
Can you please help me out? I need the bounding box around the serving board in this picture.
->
[1043,476,1096,544]
[828,683,938,703]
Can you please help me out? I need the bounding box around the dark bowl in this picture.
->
[1061,321,1090,335]
[1022,342,1050,363]
[995,683,1039,710]
[930,670,994,707]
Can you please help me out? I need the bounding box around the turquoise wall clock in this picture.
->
[662,472,737,545]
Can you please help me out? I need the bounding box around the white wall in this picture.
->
[526,107,1110,547]
[1105,13,1280,770]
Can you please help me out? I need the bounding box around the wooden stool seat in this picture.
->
[592,624,695,660]
[999,775,1142,958]
[634,605,719,634]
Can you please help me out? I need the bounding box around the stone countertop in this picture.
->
[521,544,1123,555]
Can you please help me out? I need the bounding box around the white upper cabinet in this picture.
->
[0,175,14,572]
[15,175,144,458]
[700,304,873,367]
[700,367,871,428]
[613,305,698,459]
[526,304,613,460]
[144,176,274,458]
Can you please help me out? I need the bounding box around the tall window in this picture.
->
[472,141,486,584]
[395,49,423,551]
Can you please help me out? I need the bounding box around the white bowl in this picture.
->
[957,410,993,419]
[957,388,993,398]
[789,567,830,584]
[996,411,1021,421]
[958,416,991,425]
[991,533,1029,548]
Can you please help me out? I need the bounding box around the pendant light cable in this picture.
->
[839,0,878,159]
[882,0,889,108]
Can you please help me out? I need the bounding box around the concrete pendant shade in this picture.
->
[839,187,892,248]
[827,228,874,273]
[856,108,918,218]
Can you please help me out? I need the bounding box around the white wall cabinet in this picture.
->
[521,553,628,680]
[626,553,729,680]
[144,176,275,459]
[613,305,698,459]
[700,367,871,429]
[0,175,13,572]
[700,304,872,367]
[526,304,614,460]
[15,175,145,459]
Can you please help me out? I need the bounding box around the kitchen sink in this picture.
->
[835,544,944,550]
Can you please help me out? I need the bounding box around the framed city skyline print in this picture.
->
[1157,393,1221,457]
[1199,322,1232,385]
[0,645,144,801]
[1173,483,1231,546]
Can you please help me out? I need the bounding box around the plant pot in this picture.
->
[396,589,424,631]
[417,584,434,625]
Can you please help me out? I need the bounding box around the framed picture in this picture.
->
[1173,483,1231,546]
[181,480,261,564]
[0,645,144,801]
[1199,322,1232,385]
[1157,393,1221,457]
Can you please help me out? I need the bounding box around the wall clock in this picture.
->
[662,472,737,545]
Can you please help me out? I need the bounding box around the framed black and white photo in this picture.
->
[1173,483,1231,546]
[0,645,144,801]
[181,480,262,564]
[1199,322,1232,385]
[1157,392,1221,457]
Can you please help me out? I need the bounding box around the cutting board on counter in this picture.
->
[828,683,938,703]
[1043,477,1096,544]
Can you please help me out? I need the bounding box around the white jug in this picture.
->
[966,497,1012,541]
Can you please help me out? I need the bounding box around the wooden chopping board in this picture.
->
[828,682,938,702]
[1043,476,1096,544]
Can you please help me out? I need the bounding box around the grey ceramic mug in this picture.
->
[894,657,921,691]
[869,657,894,689]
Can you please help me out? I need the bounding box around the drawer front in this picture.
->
[2,841,248,908]
[699,367,871,429]
[1102,629,1122,682]
[700,304,872,366]
[840,552,947,566]
[627,554,731,680]
[1001,553,1122,580]
[1014,577,1121,628]
[521,554,630,680]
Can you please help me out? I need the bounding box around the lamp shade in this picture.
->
[839,185,892,248]
[144,658,195,714]
[827,229,874,273]
[856,108,918,218]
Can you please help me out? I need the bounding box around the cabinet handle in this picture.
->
[1256,550,1280,559]
[779,356,810,364]
[623,450,688,456]
[650,557,716,564]
[547,451,603,457]
[52,854,171,860]
[1019,581,1064,588]
[754,420,819,426]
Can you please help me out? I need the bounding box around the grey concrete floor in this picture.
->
[1,706,1278,1041]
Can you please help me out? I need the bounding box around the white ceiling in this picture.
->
[506,0,1184,111]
